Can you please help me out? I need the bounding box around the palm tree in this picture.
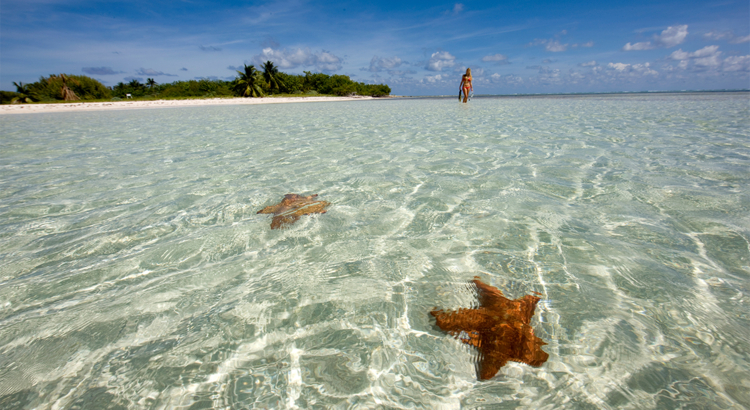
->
[128,79,144,89]
[146,78,157,90]
[262,60,285,93]
[11,82,32,103]
[13,82,27,94]
[234,64,265,98]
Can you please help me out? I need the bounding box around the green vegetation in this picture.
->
[2,74,112,103]
[4,60,391,104]
[234,64,265,98]
[262,61,284,93]
[112,78,234,99]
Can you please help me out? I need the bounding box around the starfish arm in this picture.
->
[280,201,330,217]
[257,205,281,214]
[271,214,301,229]
[473,277,506,303]
[431,308,486,333]
[513,295,541,323]
[478,354,507,380]
[519,327,550,366]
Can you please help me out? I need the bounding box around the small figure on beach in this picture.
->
[257,193,330,229]
[430,277,549,380]
[459,68,473,103]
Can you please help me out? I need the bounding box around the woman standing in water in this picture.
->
[459,68,473,103]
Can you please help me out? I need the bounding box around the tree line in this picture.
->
[1,61,391,104]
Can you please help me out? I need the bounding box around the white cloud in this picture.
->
[136,68,176,76]
[425,51,456,71]
[528,36,581,52]
[694,54,722,68]
[623,25,688,51]
[669,45,722,69]
[252,47,342,72]
[443,3,465,15]
[704,31,733,41]
[538,66,560,75]
[723,55,750,72]
[579,60,597,67]
[531,66,563,85]
[367,56,403,72]
[421,74,443,83]
[482,53,508,63]
[253,47,313,68]
[623,41,654,51]
[527,39,547,47]
[607,62,658,76]
[571,41,594,48]
[490,73,524,85]
[82,67,123,75]
[657,25,688,47]
[703,31,750,44]
[386,69,415,77]
[691,45,721,58]
[316,51,343,71]
[665,45,749,73]
[545,40,568,52]
[506,75,524,85]
[669,49,690,60]
[634,63,658,75]
[608,63,630,72]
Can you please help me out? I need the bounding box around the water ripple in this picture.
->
[1,93,749,409]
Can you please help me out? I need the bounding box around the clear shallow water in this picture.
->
[0,93,748,409]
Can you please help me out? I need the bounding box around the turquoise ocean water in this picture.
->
[1,93,748,409]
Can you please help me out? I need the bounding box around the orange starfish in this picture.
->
[257,193,330,229]
[430,277,549,380]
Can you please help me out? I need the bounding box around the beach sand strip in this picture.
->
[0,96,379,115]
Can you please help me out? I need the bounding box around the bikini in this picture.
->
[463,76,472,92]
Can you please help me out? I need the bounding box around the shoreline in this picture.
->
[0,95,382,115]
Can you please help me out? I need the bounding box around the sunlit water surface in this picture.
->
[1,93,749,409]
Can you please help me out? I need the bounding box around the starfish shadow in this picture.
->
[430,277,549,380]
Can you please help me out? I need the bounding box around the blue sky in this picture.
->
[1,0,748,95]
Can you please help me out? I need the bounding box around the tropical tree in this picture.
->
[234,64,265,97]
[276,72,302,93]
[13,82,28,94]
[11,82,33,103]
[48,74,79,101]
[128,79,144,89]
[146,78,157,90]
[262,60,285,93]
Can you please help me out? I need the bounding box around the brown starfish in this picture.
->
[430,277,549,380]
[257,193,330,229]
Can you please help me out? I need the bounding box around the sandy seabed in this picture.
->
[0,95,379,115]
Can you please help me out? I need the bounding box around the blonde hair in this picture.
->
[465,68,472,77]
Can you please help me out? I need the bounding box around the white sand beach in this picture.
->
[0,95,379,115]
